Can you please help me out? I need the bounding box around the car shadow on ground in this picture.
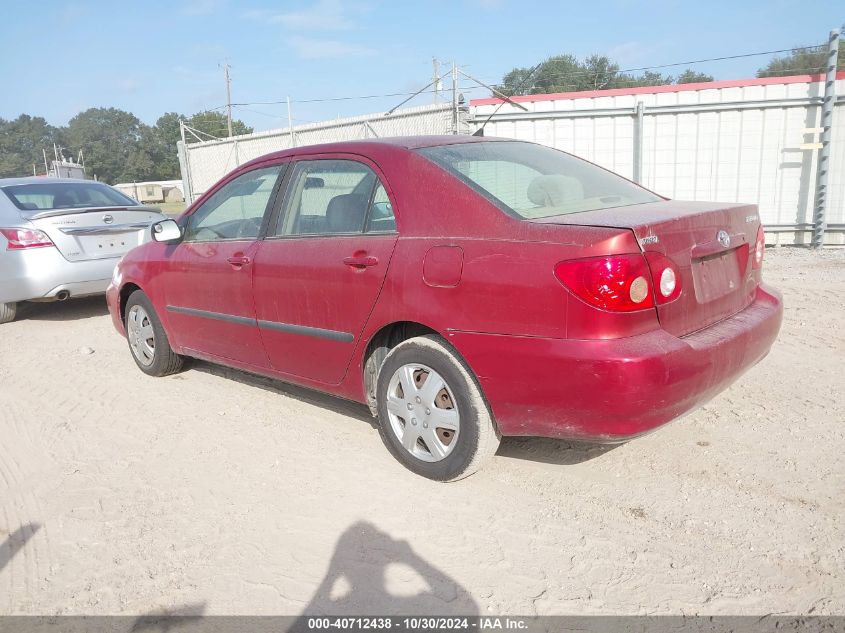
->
[18,296,109,322]
[188,361,378,428]
[497,436,620,465]
[188,360,619,467]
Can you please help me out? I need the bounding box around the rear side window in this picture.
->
[366,183,396,233]
[417,141,661,219]
[275,159,391,236]
[2,182,138,212]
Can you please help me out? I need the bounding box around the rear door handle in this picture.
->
[227,255,251,267]
[343,255,379,269]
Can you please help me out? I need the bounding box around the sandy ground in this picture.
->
[0,247,843,617]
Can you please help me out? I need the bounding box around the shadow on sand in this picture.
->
[497,436,620,466]
[0,523,41,574]
[18,296,109,322]
[297,521,479,619]
[189,361,376,427]
[190,361,617,467]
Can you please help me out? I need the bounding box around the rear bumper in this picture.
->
[0,247,119,304]
[448,283,783,441]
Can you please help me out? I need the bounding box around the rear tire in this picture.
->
[375,335,500,482]
[125,290,183,377]
[0,302,17,324]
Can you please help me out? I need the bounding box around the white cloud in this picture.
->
[287,35,375,60]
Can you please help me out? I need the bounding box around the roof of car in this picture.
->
[0,177,102,186]
[236,134,518,170]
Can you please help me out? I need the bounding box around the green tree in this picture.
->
[143,112,186,180]
[675,69,715,84]
[184,110,253,141]
[497,54,676,96]
[0,115,59,178]
[63,107,153,183]
[757,46,845,77]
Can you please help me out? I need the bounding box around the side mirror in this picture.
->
[151,219,182,243]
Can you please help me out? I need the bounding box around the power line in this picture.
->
[473,43,830,88]
[197,43,828,117]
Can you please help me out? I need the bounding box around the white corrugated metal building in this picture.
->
[472,73,845,244]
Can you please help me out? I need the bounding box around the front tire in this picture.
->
[0,302,17,324]
[125,290,183,377]
[375,335,500,481]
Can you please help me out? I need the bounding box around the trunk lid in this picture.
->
[533,200,761,337]
[27,206,163,262]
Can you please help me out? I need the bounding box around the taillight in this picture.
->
[753,224,765,269]
[644,252,682,304]
[1,228,54,250]
[554,254,655,312]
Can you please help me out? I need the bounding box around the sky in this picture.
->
[0,0,840,135]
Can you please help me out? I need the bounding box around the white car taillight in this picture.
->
[659,267,677,297]
[0,228,54,250]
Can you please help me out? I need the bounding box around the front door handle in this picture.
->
[343,255,379,269]
[227,255,251,268]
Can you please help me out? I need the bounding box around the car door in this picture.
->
[161,162,286,367]
[251,156,399,384]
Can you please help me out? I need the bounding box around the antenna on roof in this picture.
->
[472,62,543,137]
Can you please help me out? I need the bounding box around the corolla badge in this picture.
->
[103,214,114,225]
[717,230,731,248]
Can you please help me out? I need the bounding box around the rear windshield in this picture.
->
[1,182,139,212]
[417,141,661,219]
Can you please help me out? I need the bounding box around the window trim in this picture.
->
[181,161,288,244]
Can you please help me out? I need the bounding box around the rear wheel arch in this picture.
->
[363,321,438,415]
[361,321,495,434]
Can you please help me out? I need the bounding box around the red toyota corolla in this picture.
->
[107,136,782,481]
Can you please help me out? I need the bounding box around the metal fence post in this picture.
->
[811,28,841,248]
[633,101,644,184]
[177,121,194,205]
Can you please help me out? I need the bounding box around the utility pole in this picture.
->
[287,96,296,147]
[433,58,441,104]
[223,63,234,137]
[451,61,459,134]
[811,28,840,248]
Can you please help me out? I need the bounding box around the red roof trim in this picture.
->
[470,72,845,106]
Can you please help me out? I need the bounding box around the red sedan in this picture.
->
[106,136,782,481]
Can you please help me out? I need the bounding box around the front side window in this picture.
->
[276,160,382,236]
[417,141,661,219]
[185,165,282,242]
[2,182,139,212]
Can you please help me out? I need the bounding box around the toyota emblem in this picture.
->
[103,214,114,225]
[717,230,731,248]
